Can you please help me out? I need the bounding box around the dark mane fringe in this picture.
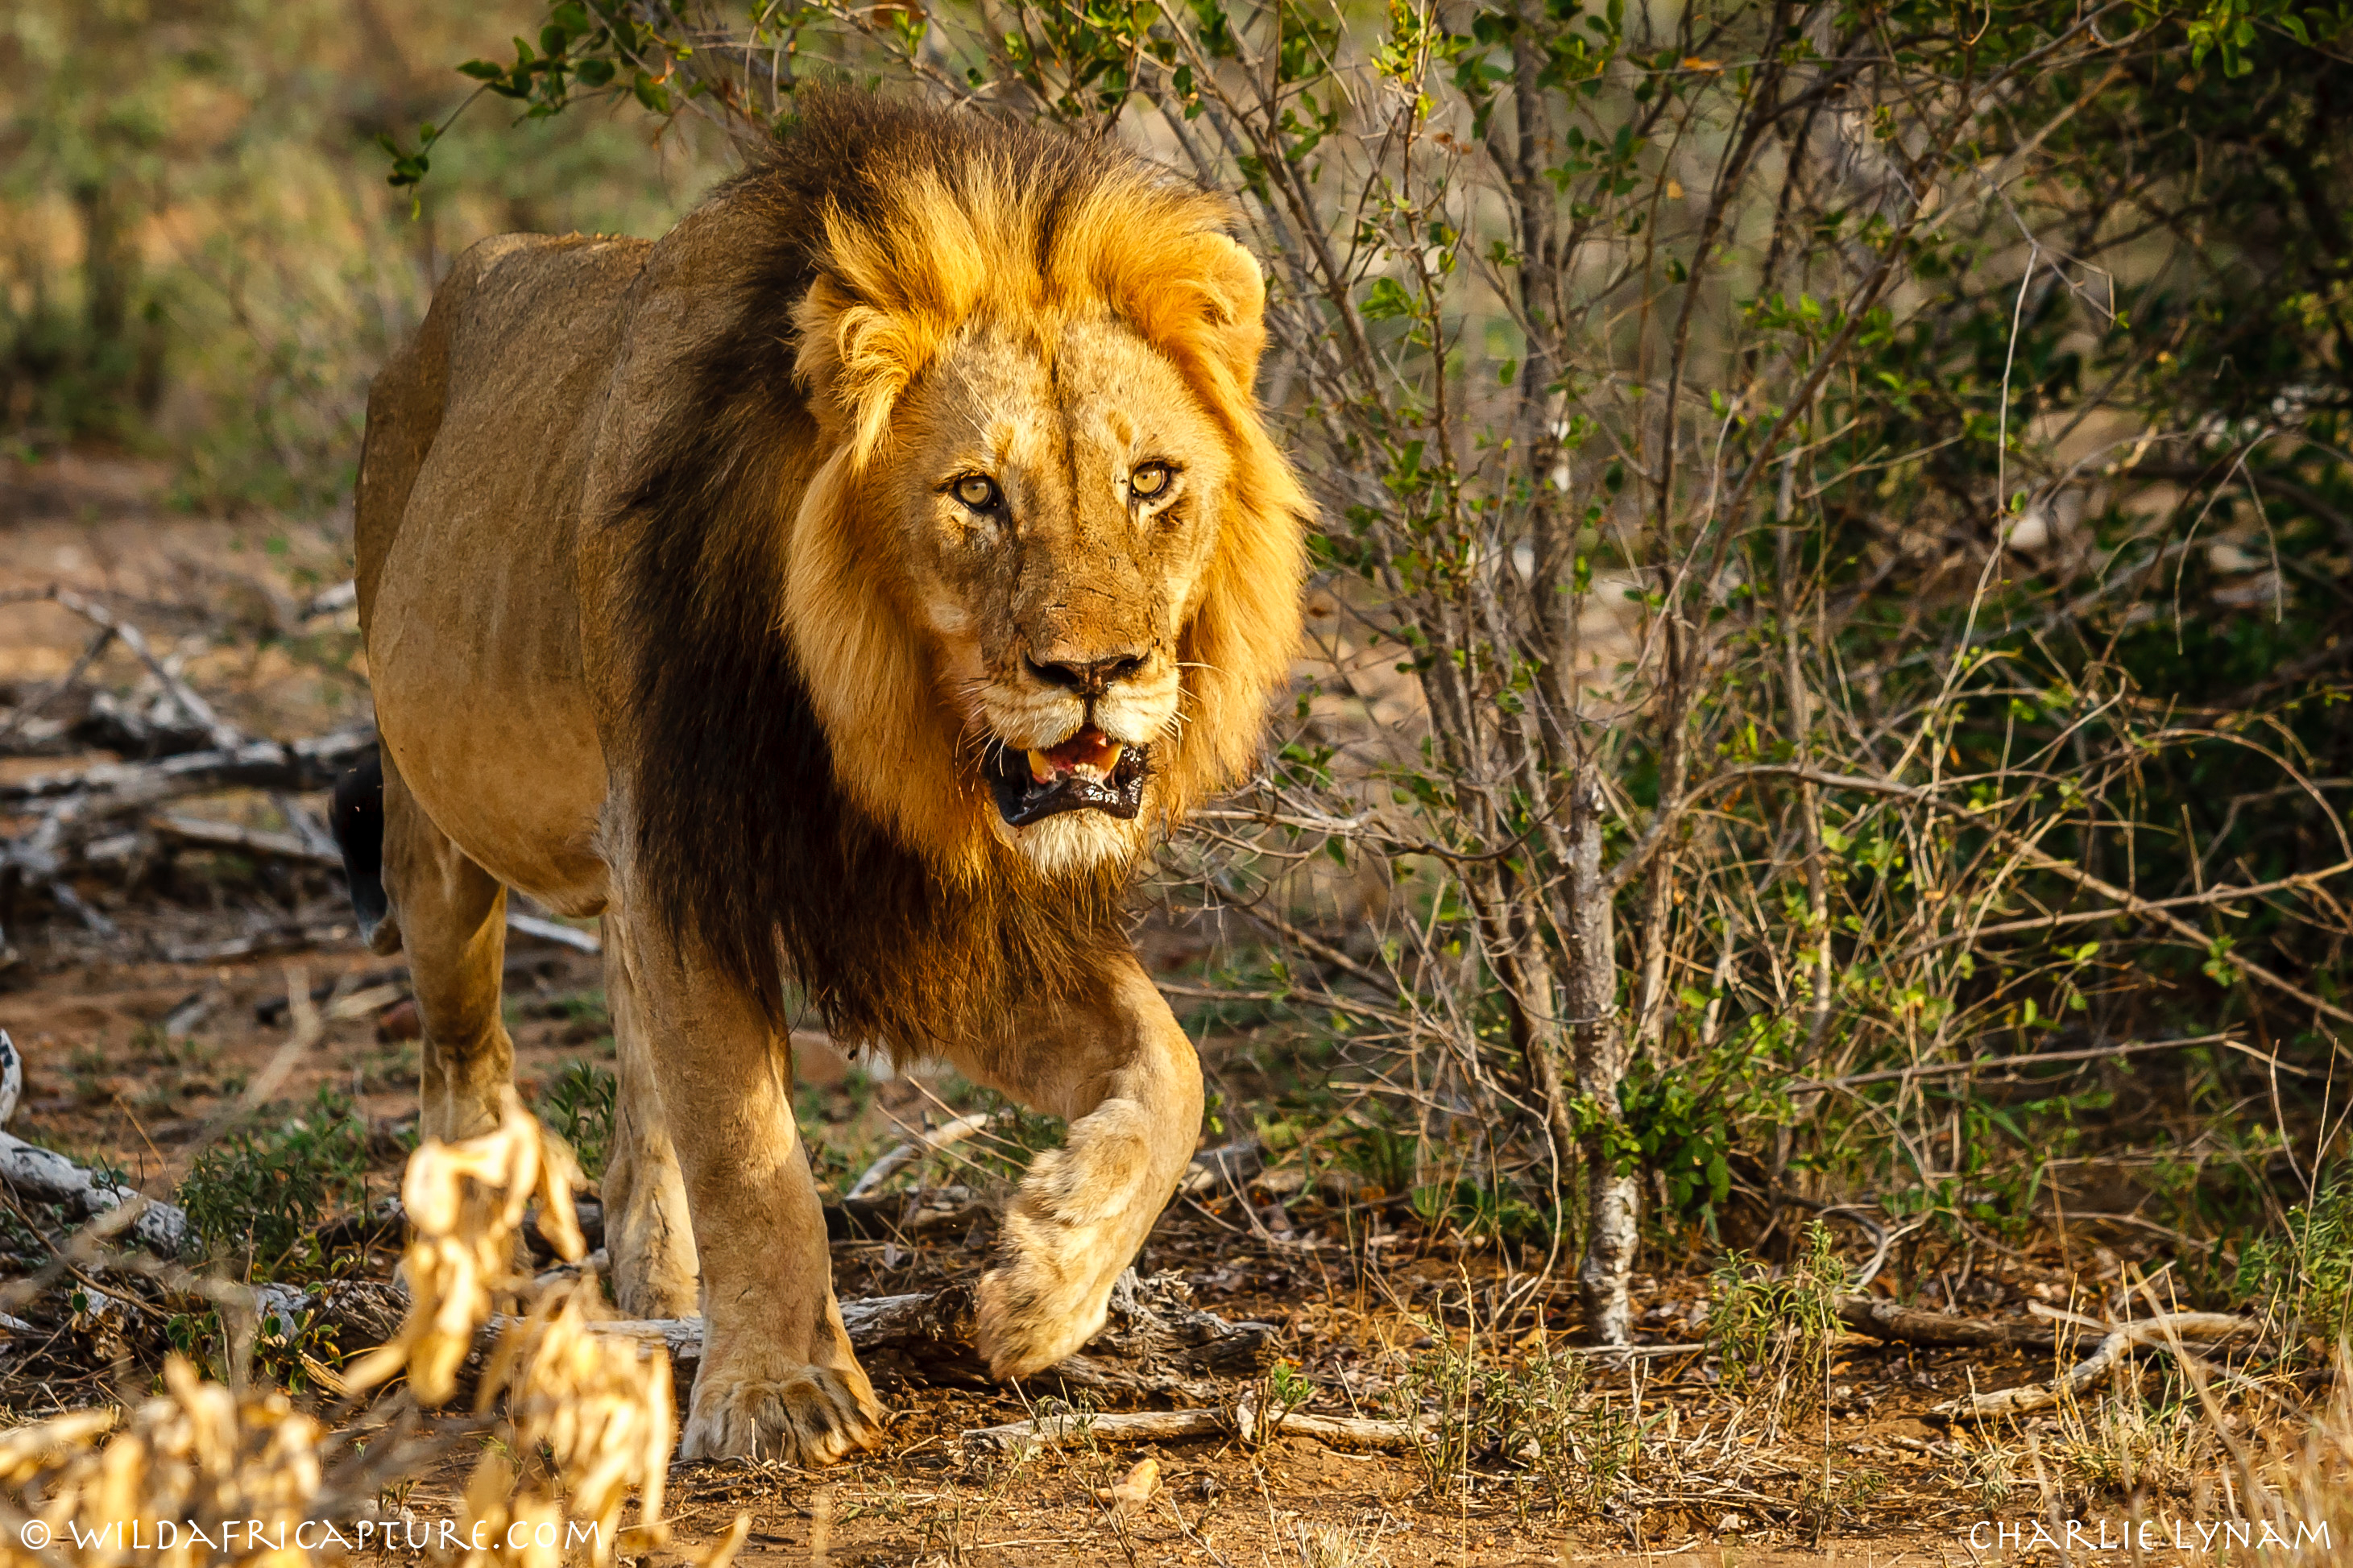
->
[617,90,1140,1054]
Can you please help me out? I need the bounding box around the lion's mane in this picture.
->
[616,92,1306,1058]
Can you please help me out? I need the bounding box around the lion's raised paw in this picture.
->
[975,1257,1113,1380]
[679,1365,882,1464]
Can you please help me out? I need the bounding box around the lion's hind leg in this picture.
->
[382,754,516,1144]
[962,955,1203,1379]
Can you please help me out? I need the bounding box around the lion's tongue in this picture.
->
[1028,726,1125,784]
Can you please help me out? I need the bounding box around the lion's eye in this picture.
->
[952,474,1001,511]
[1129,462,1174,500]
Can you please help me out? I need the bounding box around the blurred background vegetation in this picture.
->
[0,0,727,511]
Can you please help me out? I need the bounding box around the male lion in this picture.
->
[344,92,1306,1463]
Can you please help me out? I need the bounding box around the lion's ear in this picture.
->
[1190,233,1270,386]
[792,275,928,466]
[1124,230,1270,428]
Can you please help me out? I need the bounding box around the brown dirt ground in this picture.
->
[0,453,2144,1566]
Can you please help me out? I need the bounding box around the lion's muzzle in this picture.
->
[987,725,1150,826]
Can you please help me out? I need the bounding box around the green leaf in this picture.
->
[1361,276,1415,321]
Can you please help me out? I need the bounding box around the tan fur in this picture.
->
[355,96,1304,1465]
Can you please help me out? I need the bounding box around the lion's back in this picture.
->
[355,232,653,636]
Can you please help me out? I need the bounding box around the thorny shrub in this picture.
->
[2236,1169,2353,1367]
[535,1060,617,1185]
[1386,1314,1630,1509]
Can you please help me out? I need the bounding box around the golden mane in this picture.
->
[617,91,1306,1053]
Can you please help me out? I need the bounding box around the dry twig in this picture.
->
[1929,1312,2259,1419]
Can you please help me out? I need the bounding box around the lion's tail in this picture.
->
[331,746,403,956]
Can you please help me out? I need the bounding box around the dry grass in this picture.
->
[0,1090,733,1567]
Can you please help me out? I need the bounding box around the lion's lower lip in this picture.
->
[988,736,1149,826]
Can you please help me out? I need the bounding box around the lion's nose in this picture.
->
[1026,648,1149,697]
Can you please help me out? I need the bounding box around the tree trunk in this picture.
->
[1566,776,1636,1345]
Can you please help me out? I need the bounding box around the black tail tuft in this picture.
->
[332,747,391,947]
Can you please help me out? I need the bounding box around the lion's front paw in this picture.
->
[678,1364,882,1464]
[975,1226,1127,1379]
[978,1132,1171,1378]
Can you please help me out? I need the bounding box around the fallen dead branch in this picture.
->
[147,816,601,954]
[148,904,590,965]
[41,586,244,751]
[1929,1311,2260,1420]
[0,585,241,751]
[0,985,348,1266]
[161,922,355,964]
[1837,1297,2059,1352]
[824,1185,991,1242]
[962,1396,1431,1454]
[0,726,375,813]
[302,580,358,621]
[0,727,377,908]
[141,809,597,970]
[1178,1139,1265,1198]
[0,1128,188,1253]
[151,811,334,866]
[845,1110,1005,1199]
[507,910,602,954]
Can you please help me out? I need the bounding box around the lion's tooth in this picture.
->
[1101,743,1124,772]
[1027,749,1055,784]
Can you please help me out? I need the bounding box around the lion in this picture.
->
[341,92,1307,1463]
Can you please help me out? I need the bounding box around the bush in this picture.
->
[178,1086,371,1278]
[536,1059,617,1181]
[1709,1220,1850,1429]
[2238,1172,2353,1364]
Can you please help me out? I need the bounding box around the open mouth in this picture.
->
[984,725,1150,827]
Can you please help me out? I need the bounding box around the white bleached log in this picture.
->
[962,1397,1431,1454]
[0,1031,19,1127]
[0,1130,188,1254]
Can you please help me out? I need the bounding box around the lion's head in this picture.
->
[620,93,1307,1050]
[776,103,1306,883]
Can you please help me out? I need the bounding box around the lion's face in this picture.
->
[879,316,1230,871]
